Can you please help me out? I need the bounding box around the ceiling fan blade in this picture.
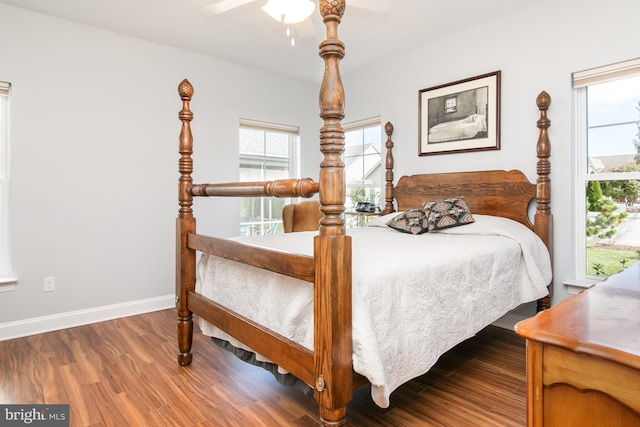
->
[347,0,390,14]
[203,0,257,15]
[296,18,316,38]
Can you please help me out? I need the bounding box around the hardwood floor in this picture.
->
[0,309,527,426]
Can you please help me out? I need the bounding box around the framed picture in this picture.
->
[419,71,500,156]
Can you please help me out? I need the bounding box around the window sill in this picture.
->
[563,278,601,295]
[0,277,17,292]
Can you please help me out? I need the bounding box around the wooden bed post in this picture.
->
[534,90,552,311]
[383,121,395,215]
[176,79,196,366]
[315,1,352,426]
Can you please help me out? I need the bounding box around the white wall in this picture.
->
[0,3,318,333]
[342,0,640,309]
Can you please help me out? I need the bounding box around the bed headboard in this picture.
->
[393,169,536,227]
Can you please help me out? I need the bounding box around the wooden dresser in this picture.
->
[515,263,640,427]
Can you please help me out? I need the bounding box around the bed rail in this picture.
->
[187,234,315,282]
[187,291,315,385]
[190,178,319,198]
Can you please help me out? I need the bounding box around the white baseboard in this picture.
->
[0,296,531,341]
[0,294,175,341]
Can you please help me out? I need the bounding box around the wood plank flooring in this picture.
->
[0,309,527,426]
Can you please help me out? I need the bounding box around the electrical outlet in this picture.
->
[44,277,55,292]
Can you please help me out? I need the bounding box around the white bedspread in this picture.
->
[196,214,551,408]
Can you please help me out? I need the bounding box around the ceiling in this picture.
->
[0,0,539,83]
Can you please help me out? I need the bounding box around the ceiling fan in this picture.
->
[204,0,390,45]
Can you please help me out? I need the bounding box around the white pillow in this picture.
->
[365,212,406,228]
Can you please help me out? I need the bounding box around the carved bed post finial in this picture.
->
[535,90,552,311]
[177,78,196,366]
[535,91,551,230]
[178,79,195,219]
[318,0,346,235]
[383,122,395,215]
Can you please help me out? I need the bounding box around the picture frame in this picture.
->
[419,71,500,156]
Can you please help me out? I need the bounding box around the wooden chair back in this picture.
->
[282,200,322,233]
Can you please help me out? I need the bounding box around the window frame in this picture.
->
[572,58,640,289]
[343,117,383,227]
[0,81,15,289]
[238,118,299,236]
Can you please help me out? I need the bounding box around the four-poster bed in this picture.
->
[176,1,552,425]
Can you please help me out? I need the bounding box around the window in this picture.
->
[239,119,298,236]
[0,81,13,285]
[574,59,640,281]
[445,96,457,113]
[344,118,382,227]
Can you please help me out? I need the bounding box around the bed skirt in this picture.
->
[211,337,314,396]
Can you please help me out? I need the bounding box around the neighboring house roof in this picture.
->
[588,154,636,173]
[344,143,379,160]
[588,157,605,173]
[345,143,382,184]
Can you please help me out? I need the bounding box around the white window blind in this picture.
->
[573,57,640,88]
[239,118,298,135]
[343,116,381,132]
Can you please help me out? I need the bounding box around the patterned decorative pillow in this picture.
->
[385,209,429,235]
[422,197,474,231]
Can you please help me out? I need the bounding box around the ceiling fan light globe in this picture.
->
[262,0,315,24]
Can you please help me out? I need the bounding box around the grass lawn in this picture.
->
[586,246,640,277]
